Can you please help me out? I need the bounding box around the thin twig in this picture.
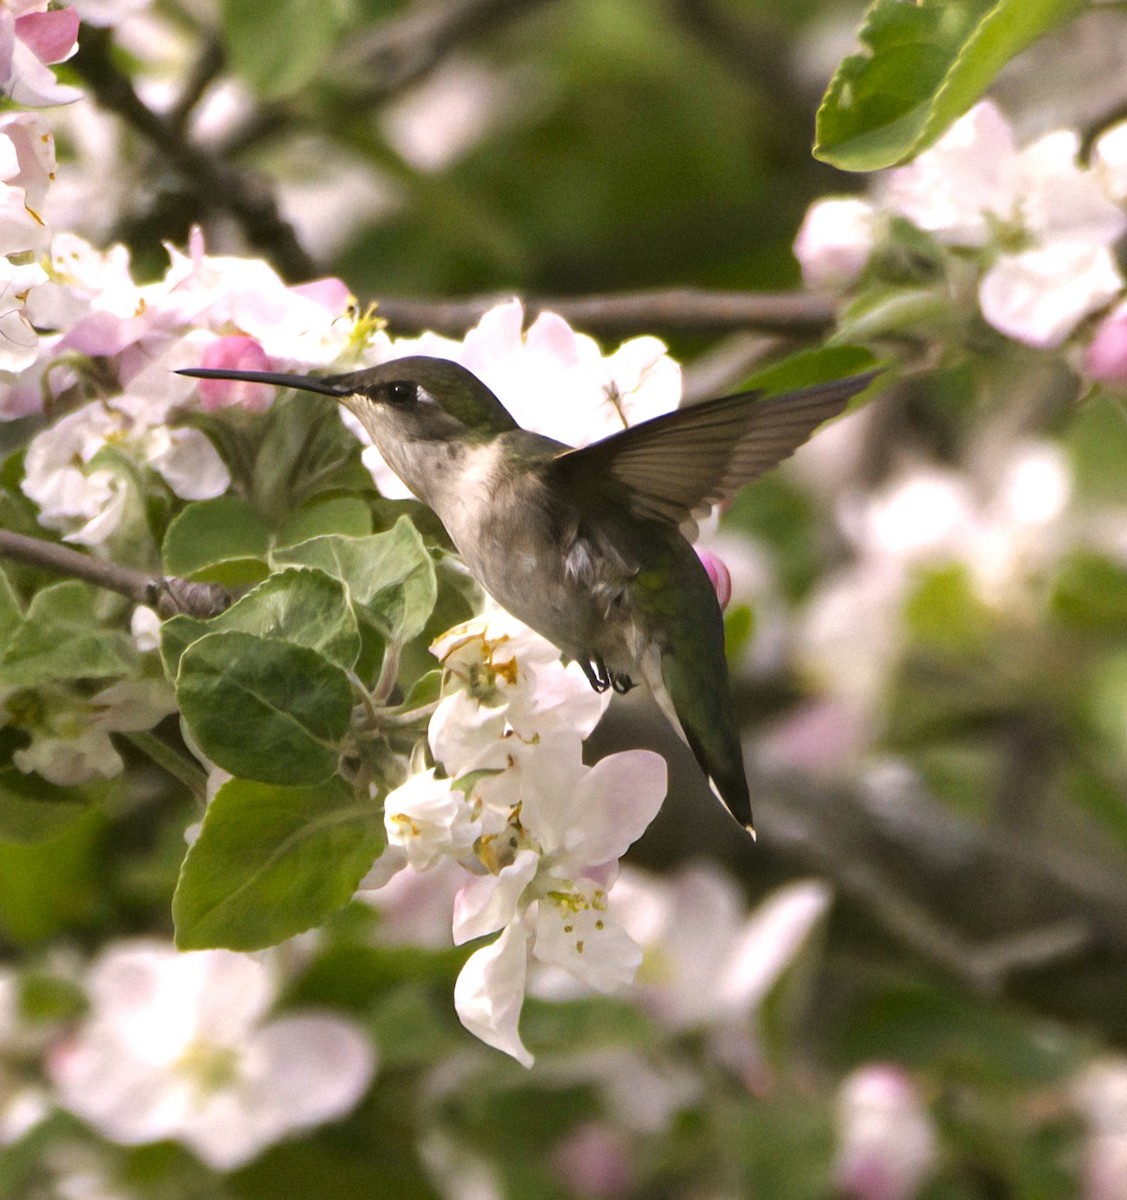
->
[0,529,232,619]
[375,288,838,339]
[340,0,559,102]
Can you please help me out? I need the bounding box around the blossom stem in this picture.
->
[123,732,209,804]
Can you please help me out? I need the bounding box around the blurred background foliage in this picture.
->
[5,0,1127,1196]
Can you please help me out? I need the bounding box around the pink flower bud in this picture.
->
[794,197,875,292]
[196,336,274,413]
[833,1064,937,1200]
[1085,303,1127,384]
[697,548,732,610]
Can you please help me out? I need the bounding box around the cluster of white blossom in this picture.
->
[366,606,667,1066]
[795,100,1127,362]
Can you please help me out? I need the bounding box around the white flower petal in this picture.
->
[882,101,1019,246]
[979,243,1123,347]
[453,848,539,944]
[454,919,534,1068]
[533,888,642,992]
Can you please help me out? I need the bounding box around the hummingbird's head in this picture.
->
[176,355,519,447]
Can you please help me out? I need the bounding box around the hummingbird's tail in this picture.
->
[641,646,755,837]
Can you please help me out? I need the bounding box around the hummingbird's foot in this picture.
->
[578,656,635,695]
[579,656,612,693]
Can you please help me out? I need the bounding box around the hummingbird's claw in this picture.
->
[578,656,634,695]
[580,656,615,693]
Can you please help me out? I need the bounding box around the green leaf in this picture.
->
[159,613,211,683]
[173,776,384,950]
[274,517,437,643]
[904,563,992,653]
[218,0,349,100]
[744,344,881,399]
[162,496,271,584]
[0,568,22,651]
[814,0,1083,171]
[175,631,353,785]
[0,767,92,844]
[276,496,373,547]
[1051,552,1127,633]
[0,583,135,688]
[160,569,361,677]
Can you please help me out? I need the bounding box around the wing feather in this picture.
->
[551,371,879,526]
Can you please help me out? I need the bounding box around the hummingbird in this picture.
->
[178,356,876,835]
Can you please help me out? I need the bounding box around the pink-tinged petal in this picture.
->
[0,112,55,208]
[0,13,14,85]
[453,848,538,945]
[524,309,582,367]
[454,919,534,1067]
[5,38,81,105]
[564,750,667,866]
[289,276,353,312]
[696,548,732,610]
[195,336,274,412]
[184,1014,375,1169]
[1085,303,1127,384]
[882,100,1019,247]
[15,8,79,65]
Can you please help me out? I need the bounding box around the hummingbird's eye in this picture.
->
[384,380,418,406]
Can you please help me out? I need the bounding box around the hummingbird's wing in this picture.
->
[551,371,879,527]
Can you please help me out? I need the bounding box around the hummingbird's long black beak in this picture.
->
[176,367,350,398]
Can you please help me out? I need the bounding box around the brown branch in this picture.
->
[750,759,1127,1041]
[375,288,838,339]
[0,530,232,619]
[69,28,317,281]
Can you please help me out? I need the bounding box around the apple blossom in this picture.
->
[428,605,609,774]
[696,547,732,610]
[49,941,376,1171]
[880,101,1125,348]
[607,865,831,1085]
[549,1121,635,1199]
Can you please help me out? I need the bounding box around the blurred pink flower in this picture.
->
[550,1122,634,1199]
[49,941,376,1171]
